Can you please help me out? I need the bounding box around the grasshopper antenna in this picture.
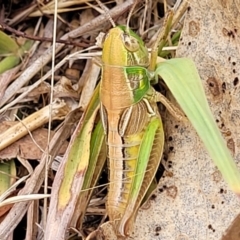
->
[126,0,140,32]
[95,0,116,27]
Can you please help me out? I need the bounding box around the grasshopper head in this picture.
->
[102,26,149,67]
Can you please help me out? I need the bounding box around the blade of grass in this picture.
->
[45,85,101,240]
[72,119,106,233]
[155,58,240,194]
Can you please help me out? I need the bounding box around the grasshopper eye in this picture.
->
[122,33,139,52]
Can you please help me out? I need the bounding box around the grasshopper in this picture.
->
[100,25,165,236]
[98,4,185,237]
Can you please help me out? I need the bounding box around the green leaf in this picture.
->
[155,58,240,194]
[74,118,106,231]
[0,38,33,74]
[0,31,19,55]
[0,160,16,195]
[58,85,100,207]
[0,55,21,74]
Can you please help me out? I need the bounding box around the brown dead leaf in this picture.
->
[222,213,240,240]
[18,82,50,98]
[0,121,68,160]
[0,203,13,218]
[54,76,79,99]
[0,190,18,218]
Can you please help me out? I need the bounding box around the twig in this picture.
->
[0,22,90,48]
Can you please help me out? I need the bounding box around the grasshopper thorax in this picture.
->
[102,26,149,67]
[100,26,151,109]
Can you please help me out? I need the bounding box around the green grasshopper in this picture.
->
[99,20,184,237]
